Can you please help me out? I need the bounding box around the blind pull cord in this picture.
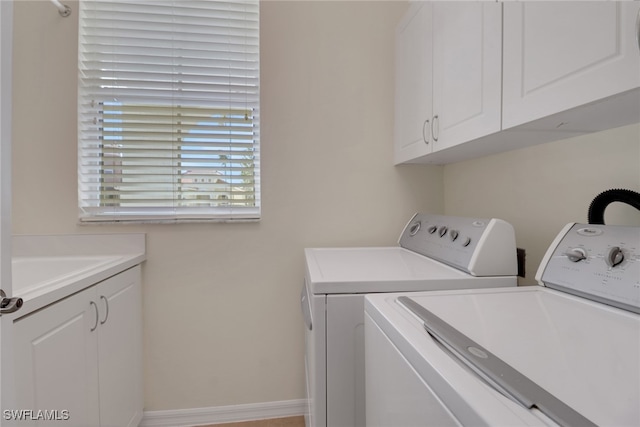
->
[51,0,71,17]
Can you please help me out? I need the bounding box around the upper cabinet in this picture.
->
[503,2,640,130]
[395,1,640,165]
[394,2,433,164]
[394,2,501,164]
[431,2,502,153]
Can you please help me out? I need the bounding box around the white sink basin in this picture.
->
[12,255,123,295]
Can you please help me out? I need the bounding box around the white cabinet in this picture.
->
[13,266,142,427]
[394,2,432,164]
[503,2,640,130]
[431,2,502,153]
[14,282,100,426]
[96,267,143,427]
[394,1,640,165]
[394,2,502,164]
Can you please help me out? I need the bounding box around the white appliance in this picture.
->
[365,223,640,427]
[301,213,519,427]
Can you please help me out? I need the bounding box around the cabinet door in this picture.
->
[96,267,143,427]
[431,2,502,152]
[13,289,100,427]
[503,2,640,129]
[394,2,432,164]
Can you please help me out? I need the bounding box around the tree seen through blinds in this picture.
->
[78,0,260,222]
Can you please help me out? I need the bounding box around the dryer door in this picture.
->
[302,278,324,427]
[301,279,312,331]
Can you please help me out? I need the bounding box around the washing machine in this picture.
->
[365,222,639,426]
[301,213,519,427]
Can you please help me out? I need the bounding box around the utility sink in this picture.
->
[12,255,124,295]
[9,234,146,316]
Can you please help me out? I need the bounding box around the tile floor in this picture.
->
[197,415,305,427]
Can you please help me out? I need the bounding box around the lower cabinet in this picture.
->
[13,266,143,427]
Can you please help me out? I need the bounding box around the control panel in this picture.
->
[538,223,640,314]
[398,213,517,277]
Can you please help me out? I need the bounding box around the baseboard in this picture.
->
[139,399,307,427]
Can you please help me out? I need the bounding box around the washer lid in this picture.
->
[403,287,640,427]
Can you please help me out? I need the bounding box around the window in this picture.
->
[78,0,260,222]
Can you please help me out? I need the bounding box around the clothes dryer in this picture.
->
[302,213,518,427]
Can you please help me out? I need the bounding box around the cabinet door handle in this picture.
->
[422,119,430,144]
[90,301,99,332]
[99,295,109,325]
[431,115,439,142]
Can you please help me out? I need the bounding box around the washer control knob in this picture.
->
[427,225,438,234]
[439,226,448,237]
[565,248,587,262]
[606,246,624,268]
[449,230,459,242]
[462,237,471,247]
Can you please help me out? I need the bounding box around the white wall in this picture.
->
[11,0,443,410]
[444,123,640,285]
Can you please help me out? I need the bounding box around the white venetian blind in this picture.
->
[78,0,260,222]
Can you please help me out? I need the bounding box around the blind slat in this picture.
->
[78,0,260,222]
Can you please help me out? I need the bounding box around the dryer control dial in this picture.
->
[409,221,421,236]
